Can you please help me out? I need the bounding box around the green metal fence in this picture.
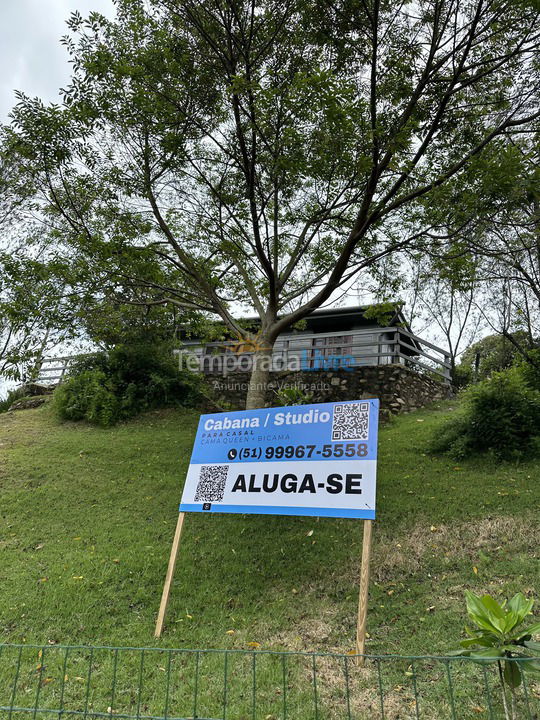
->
[0,643,538,719]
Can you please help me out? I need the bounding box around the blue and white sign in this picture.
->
[180,400,379,519]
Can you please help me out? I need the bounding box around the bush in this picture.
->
[457,332,533,383]
[518,349,540,392]
[451,363,472,390]
[54,369,120,426]
[0,386,29,414]
[54,344,201,426]
[429,367,540,460]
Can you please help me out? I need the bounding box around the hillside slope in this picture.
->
[0,402,538,656]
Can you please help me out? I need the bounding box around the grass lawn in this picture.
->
[0,401,539,718]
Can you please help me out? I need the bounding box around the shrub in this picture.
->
[518,349,540,392]
[54,344,201,426]
[429,367,540,460]
[0,386,29,414]
[54,369,120,426]
[457,332,533,382]
[451,363,472,390]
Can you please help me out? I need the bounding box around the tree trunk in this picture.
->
[245,341,275,409]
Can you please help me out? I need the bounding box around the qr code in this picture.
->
[331,402,370,441]
[194,465,229,502]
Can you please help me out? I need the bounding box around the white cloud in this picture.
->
[0,0,115,122]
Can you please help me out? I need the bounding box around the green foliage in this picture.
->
[54,345,201,426]
[54,369,120,426]
[451,363,473,390]
[451,591,540,718]
[0,251,78,381]
[429,368,540,460]
[82,302,178,349]
[518,349,540,392]
[457,333,534,383]
[0,386,29,414]
[362,302,401,327]
[273,385,314,406]
[454,591,540,666]
[5,0,538,413]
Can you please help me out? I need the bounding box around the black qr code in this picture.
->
[331,403,370,441]
[194,465,229,502]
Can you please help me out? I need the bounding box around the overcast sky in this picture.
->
[1,0,115,123]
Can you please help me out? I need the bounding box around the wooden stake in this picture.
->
[355,519,373,667]
[155,512,186,638]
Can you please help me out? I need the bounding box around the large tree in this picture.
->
[0,252,78,382]
[423,131,540,365]
[0,143,76,382]
[6,0,540,407]
[401,250,484,381]
[475,152,540,363]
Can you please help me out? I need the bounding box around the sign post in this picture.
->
[355,518,373,665]
[154,512,186,638]
[155,400,379,649]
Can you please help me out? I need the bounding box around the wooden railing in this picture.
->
[181,327,452,383]
[35,356,79,384]
[35,328,452,385]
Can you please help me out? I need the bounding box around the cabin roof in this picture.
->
[181,303,419,348]
[289,304,409,334]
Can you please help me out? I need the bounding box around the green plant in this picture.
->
[429,367,540,460]
[0,386,29,413]
[54,344,202,426]
[451,363,472,389]
[457,332,533,382]
[273,385,314,406]
[451,591,540,720]
[53,369,120,427]
[518,349,540,392]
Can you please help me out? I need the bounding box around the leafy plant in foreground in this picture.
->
[451,591,540,720]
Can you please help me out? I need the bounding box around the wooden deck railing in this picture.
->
[35,328,452,385]
[181,327,452,383]
[35,355,80,384]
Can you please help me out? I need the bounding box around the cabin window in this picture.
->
[306,334,354,367]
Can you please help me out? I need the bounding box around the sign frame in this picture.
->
[155,399,378,662]
[179,400,378,519]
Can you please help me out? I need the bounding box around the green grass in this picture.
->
[0,401,539,718]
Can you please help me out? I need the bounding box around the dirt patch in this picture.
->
[302,655,422,719]
[268,615,338,652]
[371,515,540,583]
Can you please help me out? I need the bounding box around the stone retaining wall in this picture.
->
[206,364,452,416]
